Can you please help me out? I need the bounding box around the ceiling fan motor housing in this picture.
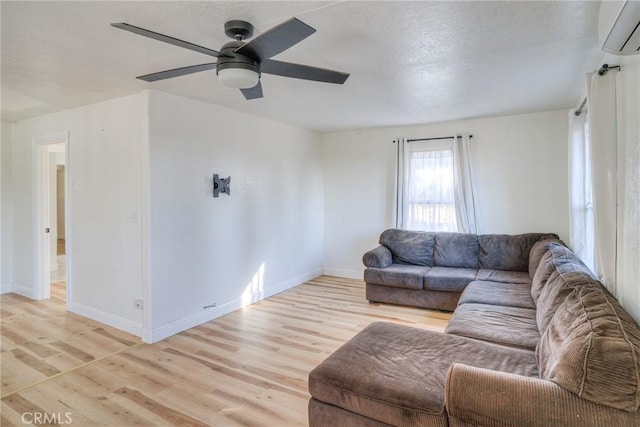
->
[216,41,260,75]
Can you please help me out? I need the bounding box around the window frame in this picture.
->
[405,139,458,232]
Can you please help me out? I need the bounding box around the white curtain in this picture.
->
[568,109,595,271]
[406,147,456,231]
[393,135,477,233]
[587,70,618,291]
[452,133,477,233]
[392,138,409,229]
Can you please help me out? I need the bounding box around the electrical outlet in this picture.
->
[134,299,143,310]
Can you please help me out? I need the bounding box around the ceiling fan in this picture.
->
[111,17,350,100]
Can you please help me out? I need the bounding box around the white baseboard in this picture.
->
[323,267,363,280]
[68,301,143,338]
[1,282,13,294]
[142,268,323,344]
[11,283,34,298]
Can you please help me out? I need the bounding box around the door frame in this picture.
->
[33,131,70,301]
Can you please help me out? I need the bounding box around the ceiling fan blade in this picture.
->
[234,18,315,61]
[240,81,263,100]
[137,63,217,82]
[261,59,349,84]
[111,23,229,58]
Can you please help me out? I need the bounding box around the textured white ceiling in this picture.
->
[1,1,602,132]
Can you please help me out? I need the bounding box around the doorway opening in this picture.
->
[48,143,67,305]
[34,132,69,305]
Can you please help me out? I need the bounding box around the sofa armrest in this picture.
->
[445,364,639,427]
[362,246,392,268]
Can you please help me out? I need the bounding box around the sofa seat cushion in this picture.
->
[364,265,430,290]
[309,322,538,427]
[445,303,540,350]
[424,267,477,292]
[476,269,531,284]
[458,280,535,309]
[365,284,460,311]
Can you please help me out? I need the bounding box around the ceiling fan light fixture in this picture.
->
[218,67,260,89]
[113,17,349,100]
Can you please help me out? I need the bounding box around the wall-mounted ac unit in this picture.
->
[600,0,640,55]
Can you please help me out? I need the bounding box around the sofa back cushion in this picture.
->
[535,263,598,332]
[530,250,554,303]
[433,233,478,269]
[379,229,435,266]
[528,238,565,279]
[531,243,596,305]
[478,233,558,271]
[536,283,640,411]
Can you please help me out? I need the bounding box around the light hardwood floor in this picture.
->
[1,276,451,426]
[49,282,67,306]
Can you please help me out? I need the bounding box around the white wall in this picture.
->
[146,91,324,342]
[1,121,13,293]
[323,110,570,278]
[10,94,146,334]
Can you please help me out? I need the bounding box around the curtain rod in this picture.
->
[574,63,621,116]
[598,63,620,75]
[404,135,473,143]
[575,98,588,116]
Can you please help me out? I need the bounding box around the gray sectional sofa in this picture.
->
[308,230,640,426]
[363,229,557,311]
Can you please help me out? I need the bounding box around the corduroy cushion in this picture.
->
[530,250,555,304]
[379,229,435,266]
[433,232,478,269]
[528,238,565,279]
[458,280,535,309]
[446,364,640,427]
[478,233,558,271]
[309,322,538,426]
[531,243,596,306]
[537,284,640,412]
[535,264,598,333]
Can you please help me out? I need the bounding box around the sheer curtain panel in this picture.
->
[406,145,456,231]
[392,138,409,229]
[587,70,619,292]
[452,133,477,233]
[393,135,477,233]
[568,109,595,271]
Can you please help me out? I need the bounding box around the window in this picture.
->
[568,111,596,273]
[406,141,457,232]
[394,135,476,233]
[583,118,595,271]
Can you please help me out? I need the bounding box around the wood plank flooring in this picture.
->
[1,276,451,426]
[57,239,66,256]
[49,282,67,306]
